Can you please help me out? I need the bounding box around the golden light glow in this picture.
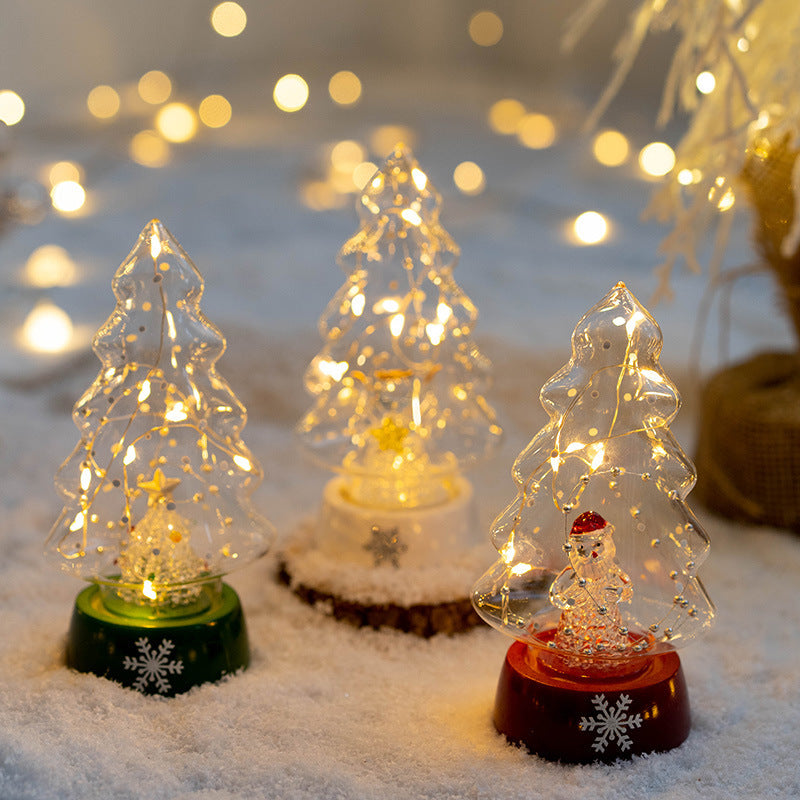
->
[124,445,137,465]
[716,187,735,211]
[517,113,556,149]
[352,161,378,190]
[233,454,252,471]
[138,380,152,402]
[130,130,171,168]
[677,169,694,186]
[401,208,423,226]
[328,70,362,105]
[374,297,400,314]
[138,70,172,105]
[369,125,416,156]
[389,313,405,337]
[199,94,232,128]
[87,85,120,119]
[488,98,525,135]
[695,71,716,94]
[626,310,645,336]
[273,74,309,112]
[156,103,198,143]
[0,90,24,125]
[573,211,609,244]
[47,161,83,186]
[50,181,86,213]
[210,1,247,37]
[319,359,348,381]
[737,37,750,52]
[142,579,157,600]
[70,512,85,532]
[411,167,428,191]
[469,10,503,46]
[21,301,73,353]
[165,402,188,422]
[437,302,452,323]
[331,140,366,171]
[351,292,366,316]
[24,245,78,287]
[593,129,630,167]
[426,322,445,345]
[639,142,676,177]
[510,562,532,577]
[453,161,485,195]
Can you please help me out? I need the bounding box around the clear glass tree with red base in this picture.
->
[472,282,714,761]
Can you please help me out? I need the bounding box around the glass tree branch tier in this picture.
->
[282,145,502,635]
[472,282,714,762]
[46,220,274,695]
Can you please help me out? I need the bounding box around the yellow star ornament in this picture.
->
[370,417,409,454]
[138,468,181,505]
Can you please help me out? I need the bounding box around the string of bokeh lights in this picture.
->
[2,4,724,357]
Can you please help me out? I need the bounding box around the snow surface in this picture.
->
[0,67,799,800]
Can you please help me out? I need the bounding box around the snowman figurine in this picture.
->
[550,511,632,658]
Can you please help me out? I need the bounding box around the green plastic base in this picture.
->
[66,582,249,696]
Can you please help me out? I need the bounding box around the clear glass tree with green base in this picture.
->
[283,145,502,635]
[472,282,714,762]
[46,219,273,694]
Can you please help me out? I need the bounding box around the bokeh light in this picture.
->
[331,140,366,171]
[46,161,83,187]
[211,2,247,37]
[273,74,309,112]
[453,161,486,195]
[87,85,120,119]
[592,129,630,167]
[639,142,676,177]
[138,71,172,105]
[488,98,525,135]
[696,71,716,94]
[199,94,232,128]
[469,11,503,46]
[50,181,86,213]
[328,71,362,106]
[369,125,416,157]
[0,90,25,125]
[517,113,557,149]
[24,245,78,287]
[130,130,171,167]
[21,301,74,353]
[156,103,198,143]
[573,211,609,245]
[352,161,378,191]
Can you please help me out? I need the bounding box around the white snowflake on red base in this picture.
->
[579,693,643,753]
[123,636,184,693]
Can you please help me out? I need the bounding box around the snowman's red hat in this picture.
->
[570,511,607,536]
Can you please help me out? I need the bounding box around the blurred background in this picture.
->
[0,0,786,392]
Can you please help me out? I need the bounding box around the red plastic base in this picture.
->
[494,640,691,762]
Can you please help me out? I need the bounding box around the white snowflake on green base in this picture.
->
[123,636,184,693]
[579,693,643,753]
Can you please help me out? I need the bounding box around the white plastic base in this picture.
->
[317,475,477,568]
[279,476,485,607]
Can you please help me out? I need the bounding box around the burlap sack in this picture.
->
[694,351,800,529]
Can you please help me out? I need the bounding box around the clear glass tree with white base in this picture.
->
[282,144,502,635]
[46,220,273,695]
[472,282,714,761]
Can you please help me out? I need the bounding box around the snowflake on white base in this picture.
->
[579,693,643,753]
[122,636,184,693]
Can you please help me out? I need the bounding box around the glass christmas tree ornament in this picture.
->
[283,144,502,635]
[46,220,274,695]
[472,282,714,761]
